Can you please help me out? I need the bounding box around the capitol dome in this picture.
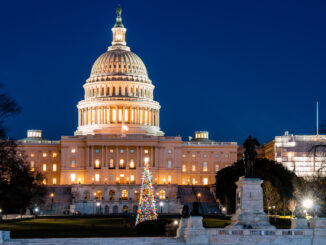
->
[75,6,164,136]
[89,49,150,83]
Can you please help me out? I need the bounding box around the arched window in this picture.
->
[122,190,128,200]
[96,190,103,200]
[84,190,90,200]
[109,190,115,200]
[113,205,118,213]
[134,191,140,200]
[159,190,166,200]
[122,205,129,213]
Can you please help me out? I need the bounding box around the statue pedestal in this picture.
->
[184,216,209,244]
[228,176,275,229]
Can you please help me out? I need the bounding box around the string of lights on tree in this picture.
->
[135,157,158,225]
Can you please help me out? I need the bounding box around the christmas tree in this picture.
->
[135,157,158,225]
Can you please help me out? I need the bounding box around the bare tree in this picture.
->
[288,199,296,217]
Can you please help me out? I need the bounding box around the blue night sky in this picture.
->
[1,0,326,144]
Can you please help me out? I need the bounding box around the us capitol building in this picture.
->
[19,7,238,215]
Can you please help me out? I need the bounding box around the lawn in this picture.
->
[202,217,231,228]
[0,217,172,238]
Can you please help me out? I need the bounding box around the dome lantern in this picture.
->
[111,5,127,50]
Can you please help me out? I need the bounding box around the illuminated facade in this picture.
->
[18,7,237,214]
[264,131,326,177]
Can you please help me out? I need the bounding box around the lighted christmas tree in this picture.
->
[135,157,158,225]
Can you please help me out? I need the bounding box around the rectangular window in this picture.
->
[110,148,114,153]
[43,153,47,157]
[192,178,196,185]
[140,110,143,124]
[145,110,148,124]
[109,159,114,168]
[203,178,208,185]
[71,148,76,153]
[53,163,57,172]
[168,176,171,183]
[192,165,196,172]
[95,159,100,168]
[182,178,186,185]
[215,154,219,158]
[168,149,172,154]
[144,149,149,154]
[52,178,57,185]
[129,159,135,169]
[130,149,134,153]
[119,159,125,168]
[30,161,35,172]
[182,164,186,172]
[130,175,134,183]
[52,153,57,157]
[95,148,100,153]
[203,162,208,172]
[42,163,47,171]
[71,160,76,168]
[131,109,134,123]
[192,154,196,158]
[168,160,172,168]
[224,153,229,158]
[70,173,76,182]
[30,153,35,157]
[215,164,219,172]
[120,148,124,153]
[182,154,186,158]
[109,174,114,182]
[95,174,100,182]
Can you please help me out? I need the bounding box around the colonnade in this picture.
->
[85,84,153,99]
[78,106,159,127]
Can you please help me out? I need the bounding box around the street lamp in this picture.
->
[197,193,202,202]
[50,193,55,209]
[159,201,164,214]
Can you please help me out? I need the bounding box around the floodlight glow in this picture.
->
[174,220,178,225]
[159,201,164,207]
[302,199,313,209]
[96,202,100,207]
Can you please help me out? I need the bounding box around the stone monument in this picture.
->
[228,135,275,229]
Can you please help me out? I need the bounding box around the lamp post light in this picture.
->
[0,208,2,220]
[159,201,164,214]
[50,193,55,209]
[197,193,202,203]
[34,207,39,218]
[302,199,314,217]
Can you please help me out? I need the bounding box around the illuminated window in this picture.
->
[168,176,171,183]
[203,162,208,171]
[70,173,76,182]
[43,153,47,157]
[52,153,57,157]
[112,108,116,121]
[110,149,114,153]
[192,178,196,185]
[109,190,115,200]
[159,190,166,199]
[182,164,186,172]
[203,178,208,185]
[224,154,229,158]
[30,161,35,172]
[52,178,57,184]
[130,149,134,153]
[192,154,196,158]
[53,163,57,172]
[182,154,186,158]
[192,165,196,172]
[215,164,219,172]
[130,175,134,183]
[95,149,100,153]
[43,178,46,184]
[95,159,100,168]
[168,149,172,154]
[71,148,76,153]
[109,159,114,168]
[120,149,124,153]
[71,160,76,168]
[95,174,100,182]
[30,153,35,157]
[96,190,102,200]
[203,154,207,158]
[122,190,128,200]
[118,109,122,122]
[109,175,114,182]
[119,159,125,168]
[42,163,47,171]
[182,178,186,185]
[129,159,135,169]
[134,191,140,200]
[215,154,219,158]
[144,149,149,154]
